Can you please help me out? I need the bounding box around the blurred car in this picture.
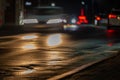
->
[62,15,79,31]
[107,9,120,30]
[22,6,68,25]
[63,24,79,31]
[66,14,78,24]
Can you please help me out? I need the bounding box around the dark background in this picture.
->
[38,0,120,14]
[24,0,120,23]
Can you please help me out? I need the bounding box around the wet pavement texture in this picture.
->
[0,25,120,80]
[62,51,120,80]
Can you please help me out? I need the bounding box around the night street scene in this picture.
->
[0,0,120,80]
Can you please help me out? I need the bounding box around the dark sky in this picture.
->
[26,0,120,15]
[52,0,87,14]
[40,0,83,14]
[50,0,120,23]
[51,0,120,15]
[25,0,120,23]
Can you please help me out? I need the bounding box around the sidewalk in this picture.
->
[0,25,24,36]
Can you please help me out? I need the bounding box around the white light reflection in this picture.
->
[47,34,62,47]
[15,69,36,75]
[21,34,38,40]
[20,69,36,75]
[46,51,64,65]
[22,43,37,50]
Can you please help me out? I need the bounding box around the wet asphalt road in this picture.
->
[0,25,120,80]
[62,51,120,80]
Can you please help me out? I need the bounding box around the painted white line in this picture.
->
[47,53,118,80]
[105,51,118,53]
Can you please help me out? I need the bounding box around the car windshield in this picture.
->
[27,7,64,15]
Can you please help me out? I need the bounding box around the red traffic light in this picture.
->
[96,16,101,21]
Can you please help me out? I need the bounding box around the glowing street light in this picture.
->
[51,3,55,7]
[81,1,85,5]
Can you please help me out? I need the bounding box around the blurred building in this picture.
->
[0,0,24,26]
[0,0,5,26]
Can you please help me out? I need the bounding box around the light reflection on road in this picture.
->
[1,30,120,79]
[6,53,38,66]
[21,42,38,50]
[46,51,66,65]
[46,34,62,47]
[21,34,38,40]
[14,69,36,75]
[0,33,72,77]
[106,30,116,46]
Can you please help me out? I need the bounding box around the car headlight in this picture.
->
[63,24,78,31]
[71,18,77,24]
[46,19,66,24]
[23,19,39,24]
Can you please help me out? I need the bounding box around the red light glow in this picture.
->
[108,42,113,46]
[79,16,86,20]
[108,14,117,19]
[77,8,88,24]
[107,29,115,33]
[96,16,101,21]
[106,29,115,38]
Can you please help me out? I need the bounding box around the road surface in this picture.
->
[62,51,120,80]
[0,24,120,80]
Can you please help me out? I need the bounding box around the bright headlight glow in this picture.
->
[23,19,38,24]
[63,19,67,23]
[71,18,77,23]
[46,19,63,24]
[117,16,120,20]
[63,24,78,31]
[64,24,78,28]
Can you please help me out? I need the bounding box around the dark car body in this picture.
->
[107,9,120,30]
